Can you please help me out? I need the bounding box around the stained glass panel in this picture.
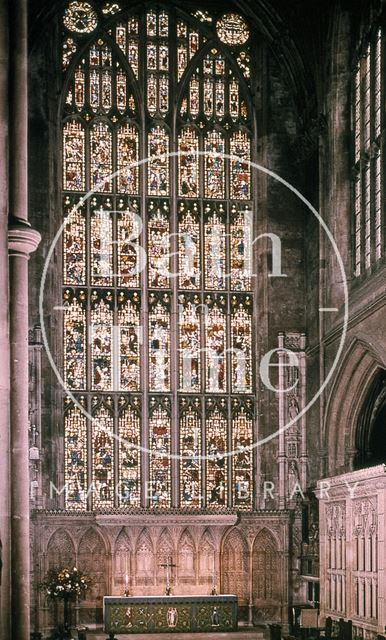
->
[149,398,171,507]
[205,131,225,199]
[63,200,86,285]
[63,1,98,34]
[148,201,170,288]
[215,80,225,118]
[159,75,169,114]
[116,69,127,113]
[117,124,139,194]
[230,205,253,290]
[90,122,112,192]
[149,294,170,392]
[178,127,199,198]
[204,79,214,117]
[189,76,200,118]
[63,288,86,390]
[204,206,226,289]
[128,39,139,78]
[216,13,249,46]
[179,294,201,392]
[205,295,227,392]
[232,401,253,509]
[92,401,114,509]
[116,23,126,54]
[101,70,112,111]
[63,37,77,68]
[90,205,113,285]
[236,50,250,80]
[64,399,88,510]
[91,291,113,391]
[119,398,141,506]
[178,201,201,289]
[230,131,251,200]
[63,120,85,191]
[180,399,202,507]
[89,70,100,111]
[177,43,188,80]
[118,291,140,391]
[229,79,239,120]
[117,202,142,287]
[148,126,169,196]
[206,402,227,506]
[231,296,252,393]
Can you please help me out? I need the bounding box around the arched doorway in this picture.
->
[355,370,386,469]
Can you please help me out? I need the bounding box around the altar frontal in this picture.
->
[104,595,238,634]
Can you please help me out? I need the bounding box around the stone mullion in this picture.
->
[170,32,179,505]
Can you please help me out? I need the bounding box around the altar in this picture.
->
[104,595,238,634]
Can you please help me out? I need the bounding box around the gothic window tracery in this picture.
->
[62,3,255,512]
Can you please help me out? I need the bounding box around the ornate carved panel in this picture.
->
[252,529,280,619]
[221,528,248,604]
[78,528,107,601]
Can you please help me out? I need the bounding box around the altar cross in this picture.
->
[159,556,177,595]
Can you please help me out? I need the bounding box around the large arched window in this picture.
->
[61,1,256,511]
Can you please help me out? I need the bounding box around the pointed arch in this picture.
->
[156,528,175,583]
[198,529,215,582]
[114,529,132,583]
[324,336,386,475]
[135,528,155,585]
[178,529,196,582]
[221,527,248,604]
[252,528,280,620]
[78,527,107,601]
[47,528,76,569]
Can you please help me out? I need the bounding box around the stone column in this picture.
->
[8,227,40,640]
[0,0,10,638]
[8,0,41,638]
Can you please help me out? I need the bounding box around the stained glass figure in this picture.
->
[204,79,214,117]
[229,79,239,120]
[63,37,77,68]
[159,11,169,37]
[178,202,201,289]
[147,10,157,37]
[63,1,98,34]
[178,127,199,198]
[216,13,250,46]
[179,294,201,392]
[189,76,200,117]
[116,23,126,54]
[149,294,170,392]
[149,398,171,507]
[119,397,141,506]
[128,38,139,78]
[63,288,86,390]
[90,122,112,192]
[236,50,251,80]
[63,120,85,191]
[148,201,170,288]
[204,206,226,289]
[90,291,113,391]
[230,205,252,290]
[92,400,114,508]
[231,296,252,393]
[206,401,227,506]
[101,70,112,111]
[215,80,225,118]
[230,131,251,200]
[64,398,88,510]
[147,43,157,70]
[147,74,157,115]
[63,200,86,285]
[148,126,169,195]
[117,202,141,287]
[90,204,113,285]
[189,31,199,59]
[116,69,127,113]
[205,295,227,392]
[118,291,140,391]
[177,42,188,80]
[159,75,169,114]
[232,400,253,509]
[117,124,139,194]
[180,399,202,507]
[205,131,225,199]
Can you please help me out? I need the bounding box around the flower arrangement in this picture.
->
[41,567,91,601]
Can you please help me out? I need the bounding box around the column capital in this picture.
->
[8,222,41,258]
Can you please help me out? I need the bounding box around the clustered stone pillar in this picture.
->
[0,1,10,638]
[7,0,41,638]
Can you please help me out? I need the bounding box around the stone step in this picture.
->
[90,631,266,640]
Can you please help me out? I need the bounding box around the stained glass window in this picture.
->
[92,400,114,509]
[64,398,87,510]
[206,401,227,506]
[232,401,253,509]
[119,397,141,506]
[149,398,171,508]
[352,29,384,275]
[62,5,255,512]
[180,399,202,507]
